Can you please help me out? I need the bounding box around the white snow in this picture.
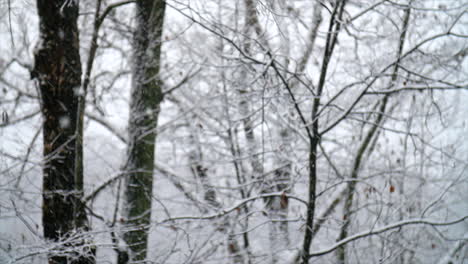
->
[59,115,71,129]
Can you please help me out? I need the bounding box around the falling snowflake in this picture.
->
[59,115,71,129]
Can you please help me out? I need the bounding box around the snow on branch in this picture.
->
[308,215,468,258]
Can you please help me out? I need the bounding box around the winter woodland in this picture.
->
[0,0,467,263]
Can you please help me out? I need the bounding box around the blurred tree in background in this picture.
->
[1,0,467,263]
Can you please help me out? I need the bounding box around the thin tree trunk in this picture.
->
[187,117,221,209]
[242,1,292,261]
[32,1,95,263]
[118,0,166,263]
[221,59,251,264]
[187,116,247,264]
[241,0,265,182]
[75,0,102,242]
[301,1,347,263]
[296,1,322,80]
[336,3,411,263]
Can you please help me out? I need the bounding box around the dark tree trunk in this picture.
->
[118,0,166,263]
[301,1,347,262]
[32,1,95,263]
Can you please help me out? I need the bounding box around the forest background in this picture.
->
[0,0,467,263]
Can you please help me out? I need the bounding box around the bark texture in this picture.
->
[118,0,166,263]
[32,1,94,263]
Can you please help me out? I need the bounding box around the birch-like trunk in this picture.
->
[241,1,291,261]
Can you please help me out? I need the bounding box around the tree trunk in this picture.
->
[32,1,95,263]
[336,3,411,263]
[241,1,291,261]
[301,1,347,262]
[118,0,166,263]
